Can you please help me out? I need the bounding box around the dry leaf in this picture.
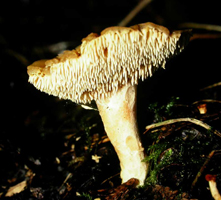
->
[5,180,27,197]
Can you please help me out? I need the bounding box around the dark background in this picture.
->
[1,0,221,198]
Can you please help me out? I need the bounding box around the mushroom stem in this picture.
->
[96,83,148,185]
[205,174,221,200]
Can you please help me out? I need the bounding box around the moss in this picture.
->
[148,97,180,122]
[144,134,174,185]
[144,97,221,195]
[80,192,93,200]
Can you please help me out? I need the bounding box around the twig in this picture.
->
[118,0,152,27]
[200,82,221,91]
[58,173,73,192]
[144,118,221,138]
[191,33,221,41]
[179,22,221,32]
[179,22,221,41]
[6,49,29,66]
[100,173,120,185]
[192,99,221,105]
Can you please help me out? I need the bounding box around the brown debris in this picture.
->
[97,178,139,200]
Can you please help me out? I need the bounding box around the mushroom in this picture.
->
[205,174,221,200]
[27,22,190,185]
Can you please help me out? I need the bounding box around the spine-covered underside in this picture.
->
[28,24,187,104]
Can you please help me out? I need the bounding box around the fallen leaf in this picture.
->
[5,180,27,197]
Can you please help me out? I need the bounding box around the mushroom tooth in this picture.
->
[131,74,135,85]
[108,83,111,92]
[141,68,145,81]
[144,65,149,78]
[27,22,190,105]
[35,78,40,88]
[148,65,152,77]
[93,91,97,100]
[124,69,128,84]
[134,70,138,84]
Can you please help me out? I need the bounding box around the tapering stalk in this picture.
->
[96,83,148,185]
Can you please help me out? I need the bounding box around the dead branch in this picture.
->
[145,118,221,138]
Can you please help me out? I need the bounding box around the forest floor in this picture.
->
[1,1,221,199]
[1,72,221,200]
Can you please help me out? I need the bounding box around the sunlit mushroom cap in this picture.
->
[27,22,191,104]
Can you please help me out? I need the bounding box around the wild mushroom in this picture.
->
[27,22,190,185]
[205,174,221,200]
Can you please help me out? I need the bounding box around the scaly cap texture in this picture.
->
[28,22,190,104]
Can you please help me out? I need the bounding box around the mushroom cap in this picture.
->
[27,22,191,104]
[205,174,217,182]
